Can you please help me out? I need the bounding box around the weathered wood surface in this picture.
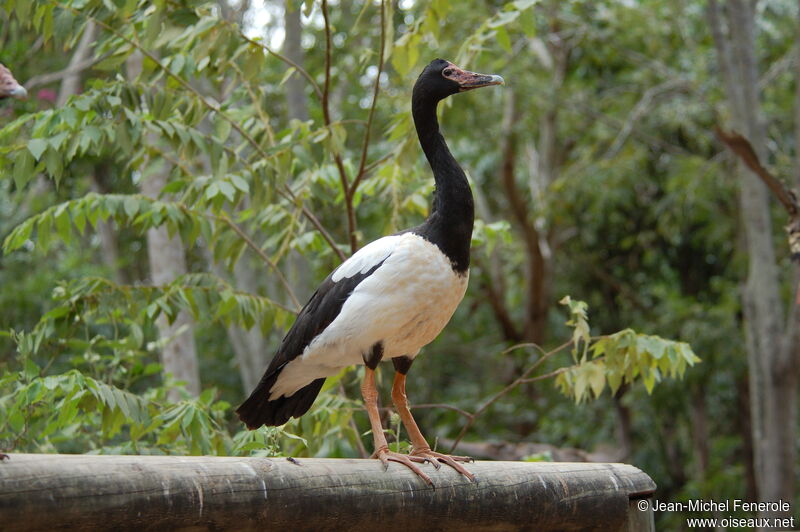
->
[0,454,655,531]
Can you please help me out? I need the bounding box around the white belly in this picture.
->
[270,233,468,398]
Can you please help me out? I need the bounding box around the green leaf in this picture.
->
[488,10,520,29]
[214,116,232,142]
[27,138,48,161]
[54,204,72,244]
[513,0,539,9]
[643,369,657,394]
[219,181,236,203]
[496,26,512,53]
[37,210,53,250]
[24,358,41,379]
[588,361,606,398]
[205,182,220,201]
[573,369,587,403]
[4,219,35,253]
[44,148,63,181]
[73,205,87,235]
[124,196,140,219]
[13,149,35,190]
[279,67,297,87]
[230,175,249,193]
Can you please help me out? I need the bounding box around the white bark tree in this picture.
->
[708,0,796,524]
[219,0,313,391]
[127,52,201,400]
[284,1,309,122]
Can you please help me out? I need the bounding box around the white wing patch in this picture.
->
[269,232,469,399]
[331,235,402,282]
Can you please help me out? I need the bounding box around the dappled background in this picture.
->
[1,1,797,529]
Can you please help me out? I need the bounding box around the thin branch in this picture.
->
[714,126,800,262]
[63,6,268,165]
[60,3,344,263]
[235,21,349,262]
[471,186,519,342]
[228,61,276,145]
[714,127,798,215]
[605,79,691,158]
[477,269,522,342]
[569,99,690,156]
[217,213,302,311]
[340,381,370,458]
[155,197,302,311]
[297,199,348,262]
[519,353,608,385]
[500,91,539,256]
[350,0,387,195]
[236,31,323,100]
[321,0,333,128]
[449,340,573,452]
[57,22,97,106]
[591,265,649,312]
[25,54,108,89]
[409,403,474,420]
[499,91,547,341]
[152,135,317,265]
[320,0,357,253]
[106,139,303,310]
[361,149,396,176]
[150,91,343,265]
[80,274,296,314]
[377,403,474,420]
[759,42,798,91]
[519,366,571,384]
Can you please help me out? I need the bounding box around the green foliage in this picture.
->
[521,451,553,462]
[555,296,700,402]
[1,330,229,455]
[1,1,780,527]
[557,329,700,402]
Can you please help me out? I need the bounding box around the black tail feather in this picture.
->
[236,373,326,428]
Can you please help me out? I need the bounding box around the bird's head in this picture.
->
[0,64,28,100]
[413,58,504,102]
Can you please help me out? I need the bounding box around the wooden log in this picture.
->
[0,454,655,531]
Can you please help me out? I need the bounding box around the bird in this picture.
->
[236,58,503,485]
[0,64,27,100]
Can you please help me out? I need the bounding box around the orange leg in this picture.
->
[361,367,433,485]
[391,372,475,481]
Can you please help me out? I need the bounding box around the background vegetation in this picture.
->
[0,0,796,529]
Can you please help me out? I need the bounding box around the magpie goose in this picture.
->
[0,64,27,100]
[237,59,503,484]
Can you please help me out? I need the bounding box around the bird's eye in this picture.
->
[442,68,453,77]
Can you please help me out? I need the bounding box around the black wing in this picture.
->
[236,260,386,428]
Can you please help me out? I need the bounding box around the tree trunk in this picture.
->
[54,22,126,284]
[127,52,200,400]
[283,1,308,122]
[688,385,710,481]
[140,164,201,399]
[214,254,269,392]
[89,165,127,284]
[708,0,795,523]
[56,22,95,106]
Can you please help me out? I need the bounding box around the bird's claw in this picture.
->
[410,448,475,482]
[375,446,434,486]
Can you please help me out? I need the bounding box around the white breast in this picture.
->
[269,233,468,399]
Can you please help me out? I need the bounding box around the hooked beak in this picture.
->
[443,62,504,92]
[9,85,28,100]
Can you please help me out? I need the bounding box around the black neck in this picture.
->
[411,94,474,274]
